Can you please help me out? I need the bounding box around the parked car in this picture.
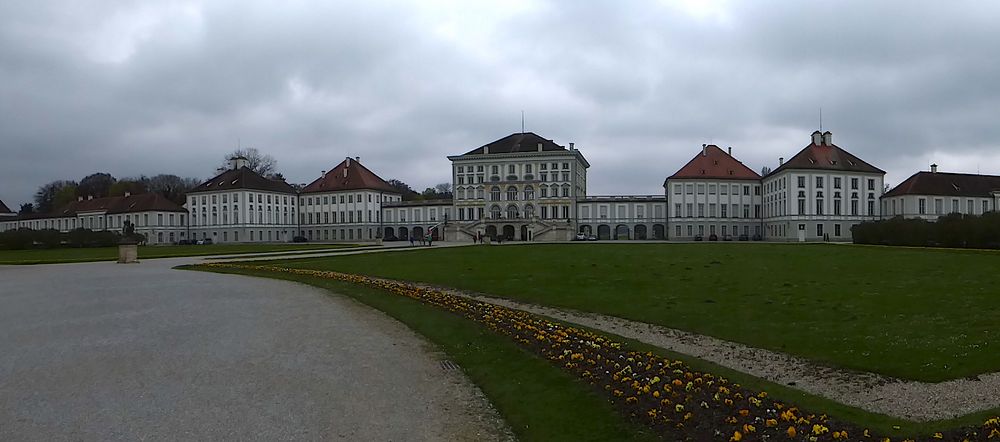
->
[694,235,703,241]
[708,234,719,241]
[738,234,749,241]
[574,233,587,241]
[587,235,598,241]
[292,236,308,243]
[195,238,213,245]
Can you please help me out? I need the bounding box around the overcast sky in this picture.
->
[3,0,1000,208]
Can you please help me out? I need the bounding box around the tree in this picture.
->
[146,174,200,204]
[220,147,278,176]
[19,203,34,214]
[387,179,420,200]
[77,173,116,199]
[109,177,151,197]
[34,180,77,213]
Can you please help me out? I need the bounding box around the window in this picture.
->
[540,187,548,198]
[697,184,705,194]
[867,179,875,191]
[918,198,926,215]
[508,165,515,175]
[834,224,841,236]
[816,199,824,215]
[720,204,727,218]
[952,199,959,214]
[834,199,842,215]
[524,186,534,200]
[934,199,943,215]
[491,187,501,201]
[834,177,842,189]
[851,178,859,190]
[851,200,859,216]
[816,223,824,237]
[674,203,682,217]
[506,186,518,201]
[816,177,824,188]
[709,203,716,217]
[490,205,501,219]
[797,176,805,188]
[561,186,569,197]
[743,185,750,195]
[985,200,991,213]
[697,203,705,217]
[798,198,806,215]
[674,184,682,194]
[709,184,717,195]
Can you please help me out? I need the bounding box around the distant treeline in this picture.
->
[0,228,139,250]
[851,213,1000,249]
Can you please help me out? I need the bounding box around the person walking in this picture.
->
[409,235,415,247]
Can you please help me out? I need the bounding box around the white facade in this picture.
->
[381,200,454,241]
[299,189,400,242]
[186,189,297,243]
[667,179,762,240]
[0,199,187,245]
[763,170,883,241]
[446,134,589,241]
[576,196,667,239]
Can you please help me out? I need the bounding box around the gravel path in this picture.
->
[0,260,513,441]
[420,285,999,422]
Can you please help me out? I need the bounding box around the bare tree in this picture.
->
[220,147,278,176]
[34,180,77,213]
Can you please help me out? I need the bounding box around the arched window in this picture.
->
[550,184,559,198]
[457,187,465,200]
[506,186,518,201]
[506,204,520,219]
[561,184,570,197]
[491,186,501,201]
[540,186,548,198]
[524,204,535,218]
[524,185,534,200]
[490,205,501,219]
[477,187,484,199]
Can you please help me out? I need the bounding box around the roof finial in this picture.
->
[521,110,525,134]
[819,107,823,132]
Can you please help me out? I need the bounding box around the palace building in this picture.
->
[10,128,978,244]
[881,165,1000,220]
[186,156,298,243]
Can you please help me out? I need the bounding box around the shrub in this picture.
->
[853,213,1000,249]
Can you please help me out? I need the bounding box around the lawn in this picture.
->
[263,243,1000,382]
[0,243,360,264]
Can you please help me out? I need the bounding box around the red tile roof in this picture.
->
[301,157,397,194]
[666,145,761,181]
[772,132,883,175]
[883,171,1000,198]
[0,199,12,214]
[190,167,296,194]
[56,193,187,215]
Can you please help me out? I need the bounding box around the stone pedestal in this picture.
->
[118,243,138,264]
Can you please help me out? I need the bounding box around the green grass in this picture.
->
[192,265,661,442]
[0,243,360,264]
[255,243,1000,382]
[192,264,999,439]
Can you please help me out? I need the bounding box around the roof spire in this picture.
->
[520,110,525,134]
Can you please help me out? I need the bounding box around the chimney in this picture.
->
[124,192,130,198]
[702,144,707,156]
[537,142,542,152]
[355,156,360,163]
[728,146,732,156]
[345,156,351,167]
[229,156,249,170]
[931,164,938,173]
[569,142,575,151]
[779,157,784,166]
[484,145,489,154]
[77,196,83,202]
[87,195,93,200]
[811,131,823,145]
[321,170,326,177]
[822,131,832,146]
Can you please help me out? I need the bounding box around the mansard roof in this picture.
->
[301,157,397,194]
[0,199,12,214]
[459,132,568,156]
[883,171,1000,198]
[772,131,884,175]
[189,167,296,194]
[666,145,761,182]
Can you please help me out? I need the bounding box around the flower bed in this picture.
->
[203,263,1000,441]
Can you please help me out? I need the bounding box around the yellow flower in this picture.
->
[731,431,742,441]
[786,426,797,438]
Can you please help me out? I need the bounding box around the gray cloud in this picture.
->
[2,0,1000,208]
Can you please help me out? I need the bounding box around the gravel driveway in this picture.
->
[0,259,510,441]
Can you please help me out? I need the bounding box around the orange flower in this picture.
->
[786,426,797,438]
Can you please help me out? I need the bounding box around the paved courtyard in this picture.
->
[0,258,508,441]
